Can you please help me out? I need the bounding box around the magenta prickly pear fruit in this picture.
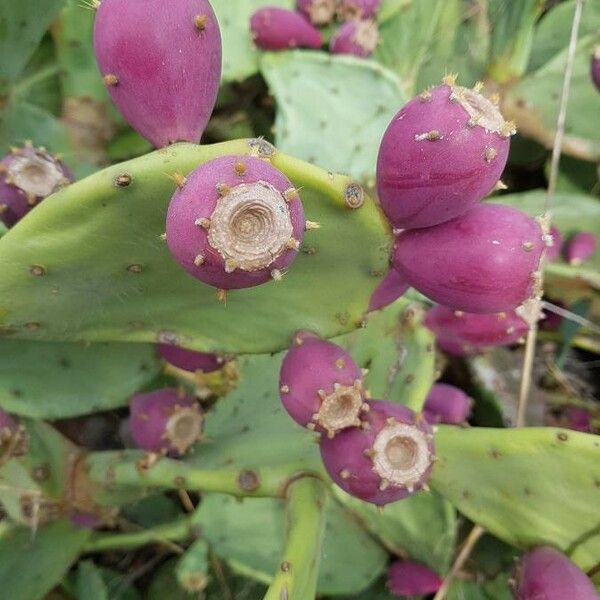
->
[166,155,305,293]
[423,383,471,425]
[330,19,379,58]
[377,77,514,229]
[93,0,222,148]
[0,143,73,227]
[320,400,435,505]
[513,546,599,600]
[250,8,323,51]
[128,389,203,456]
[387,560,443,597]
[425,305,529,354]
[565,407,592,433]
[296,0,336,25]
[591,46,600,92]
[564,232,597,266]
[337,0,380,20]
[368,269,410,312]
[279,335,366,437]
[69,510,102,530]
[157,343,224,374]
[545,226,563,262]
[393,204,545,313]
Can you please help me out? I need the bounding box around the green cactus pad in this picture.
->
[431,426,600,571]
[0,139,390,354]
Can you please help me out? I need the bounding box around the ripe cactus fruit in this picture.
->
[166,155,305,292]
[93,0,222,147]
[591,46,600,92]
[337,0,381,20]
[545,225,563,261]
[319,400,435,505]
[330,19,379,58]
[0,143,72,227]
[387,560,443,597]
[564,232,597,265]
[279,334,366,437]
[250,8,323,51]
[128,389,203,456]
[157,343,223,373]
[368,269,410,312]
[296,0,336,26]
[392,204,545,313]
[376,78,514,229]
[513,546,599,600]
[565,407,592,433]
[423,383,471,425]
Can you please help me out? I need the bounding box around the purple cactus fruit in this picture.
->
[166,155,305,292]
[157,344,224,373]
[423,383,471,425]
[320,400,435,505]
[565,407,592,433]
[296,0,336,25]
[330,19,379,58]
[424,305,529,353]
[564,232,597,266]
[591,46,600,92]
[393,204,545,313]
[377,78,514,229]
[435,334,478,357]
[250,8,322,51]
[128,389,203,456]
[545,226,562,262]
[93,0,222,148]
[70,510,102,530]
[388,560,443,597]
[0,143,73,228]
[513,546,599,600]
[337,0,380,20]
[0,409,18,446]
[368,270,410,312]
[279,335,366,437]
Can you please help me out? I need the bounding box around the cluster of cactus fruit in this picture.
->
[0,0,599,598]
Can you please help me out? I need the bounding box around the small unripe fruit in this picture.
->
[250,8,322,50]
[388,560,443,597]
[157,344,223,373]
[337,0,381,20]
[591,46,600,92]
[128,389,203,456]
[94,0,222,147]
[564,232,597,266]
[513,546,599,600]
[330,19,379,58]
[423,383,471,425]
[0,144,73,227]
[320,400,435,505]
[296,0,336,25]
[279,335,365,437]
[545,226,563,262]
[377,80,513,229]
[166,155,305,290]
[393,204,545,313]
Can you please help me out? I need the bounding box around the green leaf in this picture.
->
[0,521,89,600]
[0,139,390,354]
[0,340,161,419]
[446,575,513,600]
[431,426,600,571]
[77,560,109,600]
[261,51,404,182]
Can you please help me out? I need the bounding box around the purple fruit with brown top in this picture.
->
[423,383,471,425]
[296,0,336,25]
[330,19,379,58]
[94,0,222,147]
[320,400,435,505]
[128,389,203,456]
[337,0,380,20]
[368,269,409,311]
[564,232,597,266]
[250,8,322,50]
[0,144,73,227]
[157,344,224,373]
[377,78,514,229]
[279,335,366,437]
[591,46,600,92]
[388,560,443,597]
[392,204,545,313]
[513,546,599,600]
[166,155,305,292]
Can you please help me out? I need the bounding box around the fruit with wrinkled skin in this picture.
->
[157,344,224,373]
[387,560,443,597]
[393,204,545,313]
[128,389,203,456]
[591,46,600,92]
[513,546,599,600]
[296,0,336,25]
[337,0,380,20]
[94,0,222,147]
[166,155,305,291]
[0,144,73,227]
[330,19,379,58]
[320,399,435,505]
[377,80,513,229]
[564,232,597,265]
[279,334,366,437]
[423,383,471,425]
[250,8,322,51]
[545,226,562,262]
[368,269,409,311]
